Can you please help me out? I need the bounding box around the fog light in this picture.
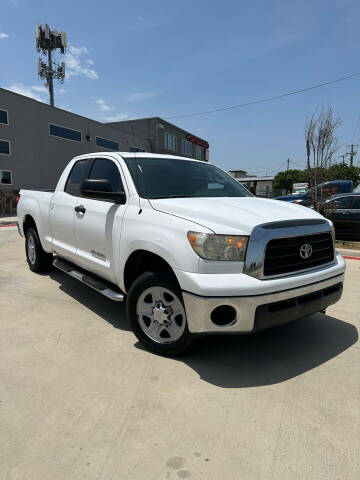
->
[210,305,237,327]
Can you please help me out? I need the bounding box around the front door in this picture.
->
[329,196,355,239]
[345,195,360,240]
[51,158,92,262]
[73,157,127,283]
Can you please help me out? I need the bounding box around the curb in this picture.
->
[338,248,360,259]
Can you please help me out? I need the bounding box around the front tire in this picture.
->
[127,271,192,355]
[25,227,53,272]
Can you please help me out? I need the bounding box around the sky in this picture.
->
[1,0,360,174]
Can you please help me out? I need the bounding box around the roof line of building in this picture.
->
[0,87,149,139]
[1,86,209,144]
[106,117,208,143]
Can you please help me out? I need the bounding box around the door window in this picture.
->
[329,196,354,209]
[351,196,360,209]
[88,158,124,192]
[65,159,92,196]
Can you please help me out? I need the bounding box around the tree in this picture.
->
[305,106,342,210]
[326,164,360,188]
[273,169,308,193]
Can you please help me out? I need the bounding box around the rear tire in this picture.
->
[127,271,192,356]
[25,227,53,272]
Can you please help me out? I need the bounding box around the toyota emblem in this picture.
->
[300,243,312,259]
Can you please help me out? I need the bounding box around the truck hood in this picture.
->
[149,197,325,235]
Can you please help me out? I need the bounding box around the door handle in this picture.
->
[75,205,86,214]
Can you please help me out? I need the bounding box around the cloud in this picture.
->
[92,97,129,122]
[64,45,99,80]
[94,97,114,112]
[0,33,9,39]
[126,91,158,102]
[136,16,145,22]
[102,113,130,122]
[6,84,48,102]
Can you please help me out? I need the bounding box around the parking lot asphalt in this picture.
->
[1,227,359,480]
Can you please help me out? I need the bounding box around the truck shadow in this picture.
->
[48,270,358,388]
[178,314,358,388]
[49,269,131,331]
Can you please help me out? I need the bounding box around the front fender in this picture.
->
[116,203,208,291]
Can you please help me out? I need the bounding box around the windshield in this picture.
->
[124,157,253,199]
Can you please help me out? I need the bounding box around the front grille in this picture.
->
[263,232,334,276]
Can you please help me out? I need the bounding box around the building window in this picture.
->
[95,136,119,151]
[182,139,193,156]
[196,145,205,161]
[0,109,8,125]
[0,139,10,155]
[49,123,82,142]
[130,146,146,152]
[0,170,12,184]
[164,132,177,152]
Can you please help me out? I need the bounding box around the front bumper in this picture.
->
[182,273,344,334]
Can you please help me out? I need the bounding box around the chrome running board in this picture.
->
[53,257,124,302]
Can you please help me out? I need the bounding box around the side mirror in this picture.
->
[80,179,126,204]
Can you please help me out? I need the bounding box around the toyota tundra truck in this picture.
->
[17,153,345,355]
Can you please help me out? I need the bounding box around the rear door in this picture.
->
[73,157,127,283]
[51,158,92,261]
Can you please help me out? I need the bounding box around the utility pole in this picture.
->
[338,154,347,165]
[286,158,290,171]
[36,24,67,107]
[346,144,359,167]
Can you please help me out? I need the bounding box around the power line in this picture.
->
[241,160,287,175]
[289,159,306,168]
[351,116,360,142]
[164,72,360,120]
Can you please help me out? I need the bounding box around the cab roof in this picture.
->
[116,152,201,162]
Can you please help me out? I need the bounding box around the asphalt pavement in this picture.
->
[0,227,359,480]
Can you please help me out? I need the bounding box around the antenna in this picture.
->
[36,23,67,107]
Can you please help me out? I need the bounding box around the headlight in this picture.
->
[187,231,249,261]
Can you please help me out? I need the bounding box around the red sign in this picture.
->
[188,135,209,149]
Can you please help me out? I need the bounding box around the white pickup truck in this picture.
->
[17,153,345,355]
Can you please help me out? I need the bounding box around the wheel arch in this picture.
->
[23,214,38,235]
[123,249,181,293]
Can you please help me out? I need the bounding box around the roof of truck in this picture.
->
[117,152,201,162]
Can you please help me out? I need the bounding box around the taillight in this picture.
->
[15,194,20,205]
[291,199,301,204]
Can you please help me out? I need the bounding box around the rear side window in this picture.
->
[65,159,92,196]
[89,158,123,192]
